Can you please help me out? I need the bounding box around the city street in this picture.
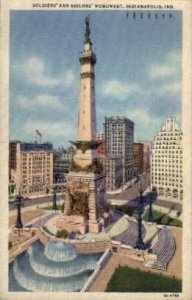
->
[9,172,182,213]
[9,194,63,211]
[9,174,149,211]
[107,172,182,212]
[107,172,150,205]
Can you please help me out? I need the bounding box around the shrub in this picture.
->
[8,241,13,249]
[43,204,64,211]
[143,209,182,227]
[169,218,182,227]
[70,160,103,174]
[56,230,61,238]
[110,204,136,216]
[56,229,68,239]
[61,202,65,213]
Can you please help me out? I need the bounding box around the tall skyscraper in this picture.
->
[57,18,106,234]
[9,141,53,198]
[151,117,183,202]
[104,116,134,183]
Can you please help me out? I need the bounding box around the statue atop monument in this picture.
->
[84,16,91,43]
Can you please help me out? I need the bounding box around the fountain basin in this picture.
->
[9,240,102,292]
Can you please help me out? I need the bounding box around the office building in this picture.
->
[104,116,134,183]
[9,141,53,198]
[53,155,70,183]
[151,117,183,202]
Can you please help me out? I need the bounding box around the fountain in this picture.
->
[9,240,102,292]
[44,241,77,262]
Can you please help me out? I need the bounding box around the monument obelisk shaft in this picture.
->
[74,17,98,168]
[78,18,96,141]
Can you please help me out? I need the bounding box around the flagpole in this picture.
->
[35,129,42,144]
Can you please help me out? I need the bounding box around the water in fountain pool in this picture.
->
[9,240,102,292]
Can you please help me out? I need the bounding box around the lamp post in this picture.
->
[139,185,144,205]
[14,192,24,233]
[52,186,58,210]
[147,193,154,223]
[52,175,58,211]
[134,187,145,250]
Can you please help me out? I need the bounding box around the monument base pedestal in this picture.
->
[61,171,106,234]
[56,215,102,234]
[88,219,102,233]
[56,215,88,235]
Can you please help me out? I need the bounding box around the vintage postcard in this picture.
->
[0,0,191,299]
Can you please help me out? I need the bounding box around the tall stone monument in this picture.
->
[57,17,106,234]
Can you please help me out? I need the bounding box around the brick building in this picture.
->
[133,143,144,176]
[99,155,123,191]
[138,140,152,172]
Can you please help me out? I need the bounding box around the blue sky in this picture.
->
[10,10,182,148]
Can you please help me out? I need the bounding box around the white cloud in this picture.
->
[17,95,64,109]
[158,82,181,95]
[167,51,181,65]
[63,70,75,88]
[23,57,44,73]
[149,65,176,79]
[101,78,181,102]
[137,79,181,98]
[148,51,181,80]
[126,109,162,141]
[20,57,60,88]
[148,81,181,98]
[127,109,160,126]
[14,56,75,88]
[102,79,141,99]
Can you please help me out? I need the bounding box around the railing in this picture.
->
[81,248,112,292]
[9,235,39,263]
[80,268,100,292]
[148,228,176,270]
[97,248,112,269]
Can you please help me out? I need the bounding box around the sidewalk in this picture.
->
[9,202,53,217]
